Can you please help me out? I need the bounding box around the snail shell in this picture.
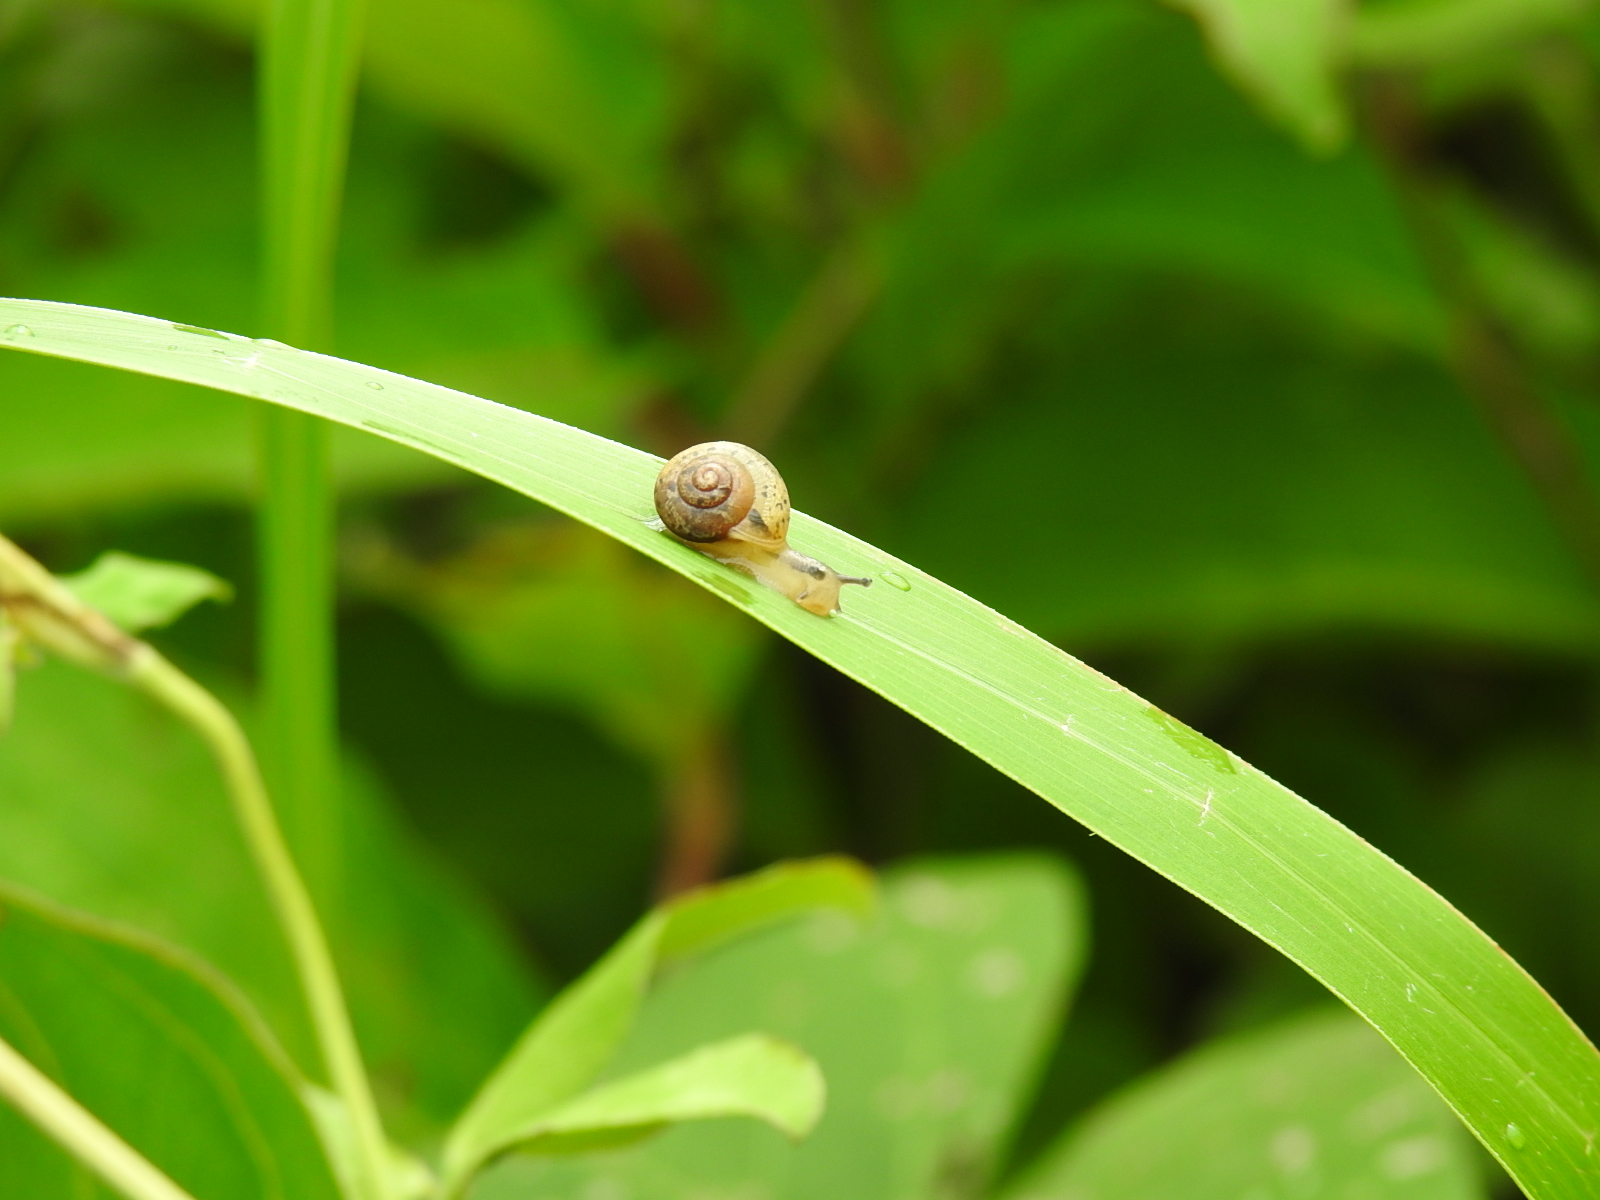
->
[653,441,870,616]
[654,442,789,550]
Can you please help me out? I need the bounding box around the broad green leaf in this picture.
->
[0,300,1597,1200]
[479,855,1084,1200]
[867,0,1444,439]
[60,551,231,633]
[1169,0,1348,152]
[1004,1009,1483,1200]
[0,659,543,1132]
[0,882,340,1200]
[442,857,872,1191]
[507,1034,824,1156]
[886,300,1594,654]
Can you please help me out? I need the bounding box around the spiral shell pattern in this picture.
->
[654,442,789,546]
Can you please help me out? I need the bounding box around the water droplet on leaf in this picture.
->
[1505,1123,1526,1149]
[880,571,912,591]
[366,381,384,390]
[4,324,32,337]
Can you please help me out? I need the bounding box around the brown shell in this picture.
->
[654,442,790,548]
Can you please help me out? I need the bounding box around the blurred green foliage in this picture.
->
[9,0,1600,1194]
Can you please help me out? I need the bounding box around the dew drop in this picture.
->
[166,345,179,350]
[880,571,912,591]
[1505,1123,1526,1149]
[4,324,32,337]
[365,381,384,390]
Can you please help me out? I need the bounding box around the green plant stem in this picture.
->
[257,408,339,900]
[256,0,366,909]
[260,0,365,348]
[655,731,737,898]
[0,1033,199,1200]
[129,649,391,1200]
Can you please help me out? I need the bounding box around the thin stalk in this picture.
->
[256,0,367,907]
[260,0,365,348]
[0,1034,199,1200]
[655,731,737,898]
[130,651,391,1200]
[1364,75,1600,595]
[257,410,338,899]
[724,241,880,449]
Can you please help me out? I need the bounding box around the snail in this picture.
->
[653,441,871,616]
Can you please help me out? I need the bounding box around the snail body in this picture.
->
[653,441,870,616]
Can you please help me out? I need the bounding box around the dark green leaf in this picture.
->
[0,883,340,1200]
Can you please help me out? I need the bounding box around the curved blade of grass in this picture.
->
[0,299,1596,1200]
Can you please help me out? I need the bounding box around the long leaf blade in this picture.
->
[0,300,1596,1199]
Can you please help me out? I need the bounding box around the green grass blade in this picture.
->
[0,300,1597,1200]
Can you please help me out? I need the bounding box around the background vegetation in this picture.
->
[6,0,1600,1196]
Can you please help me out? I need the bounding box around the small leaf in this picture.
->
[486,856,1086,1200]
[512,1035,825,1156]
[61,552,231,633]
[1170,0,1348,153]
[441,857,871,1191]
